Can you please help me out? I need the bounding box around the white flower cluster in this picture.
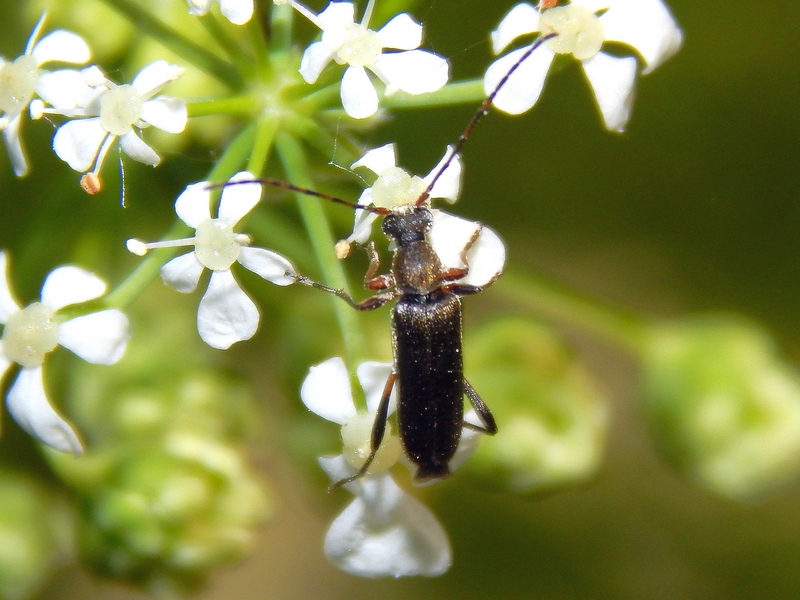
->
[0,16,186,187]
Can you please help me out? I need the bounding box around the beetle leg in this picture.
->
[442,223,483,282]
[362,242,396,290]
[286,271,397,311]
[328,372,397,492]
[462,378,498,435]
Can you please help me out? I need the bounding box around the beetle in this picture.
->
[238,34,554,489]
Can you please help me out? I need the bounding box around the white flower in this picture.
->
[126,172,295,350]
[0,252,129,453]
[484,0,683,131]
[301,356,453,577]
[51,60,187,177]
[186,0,253,25]
[0,14,90,176]
[347,142,462,244]
[284,0,449,118]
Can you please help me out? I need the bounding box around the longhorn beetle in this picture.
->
[236,35,554,490]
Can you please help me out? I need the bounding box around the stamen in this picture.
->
[276,0,323,29]
[361,0,377,27]
[126,237,196,256]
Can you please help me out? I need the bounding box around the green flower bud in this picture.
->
[643,316,800,500]
[464,318,608,493]
[0,471,72,600]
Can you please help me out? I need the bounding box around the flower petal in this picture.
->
[581,52,637,132]
[160,252,204,293]
[218,171,260,225]
[491,2,541,54]
[422,146,461,203]
[53,118,107,172]
[429,212,505,287]
[600,0,683,73]
[141,97,187,133]
[58,309,129,365]
[356,361,395,415]
[377,13,422,50]
[119,131,160,166]
[323,472,452,577]
[372,50,448,96]
[32,30,91,66]
[36,69,95,110]
[7,367,83,454]
[318,1,355,30]
[131,60,184,99]
[238,247,295,285]
[2,114,28,177]
[219,0,254,25]
[0,252,20,322]
[301,357,356,425]
[186,0,213,16]
[351,142,397,174]
[349,203,380,245]
[41,266,106,309]
[175,181,212,228]
[484,45,555,115]
[341,66,379,119]
[299,41,334,84]
[196,270,259,349]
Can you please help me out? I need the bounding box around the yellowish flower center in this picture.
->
[370,166,427,208]
[341,412,401,474]
[334,24,383,67]
[539,4,605,61]
[1,303,59,368]
[0,55,39,115]
[99,85,143,136]
[194,218,241,271]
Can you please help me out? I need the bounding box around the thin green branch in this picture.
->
[99,0,243,88]
[199,13,255,76]
[187,95,260,118]
[382,79,486,109]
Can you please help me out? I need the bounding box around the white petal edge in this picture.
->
[356,361,396,415]
[218,171,261,226]
[491,2,540,55]
[0,252,20,322]
[3,114,28,177]
[377,13,422,50]
[36,69,93,110]
[301,357,356,425]
[7,367,83,454]
[341,66,379,119]
[372,50,448,96]
[349,204,379,245]
[318,2,356,30]
[351,143,397,174]
[238,247,295,286]
[299,41,334,85]
[323,473,452,577]
[484,45,555,115]
[32,30,91,66]
[186,0,213,16]
[41,266,106,309]
[423,146,462,203]
[131,61,184,99]
[581,52,637,132]
[600,0,683,73]
[160,252,204,293]
[197,270,259,349]
[58,309,129,365]
[119,131,160,166]
[429,212,506,287]
[141,97,187,133]
[53,118,107,172]
[175,181,212,228]
[219,0,254,25]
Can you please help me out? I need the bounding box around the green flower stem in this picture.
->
[248,12,272,73]
[199,14,255,77]
[247,114,280,176]
[187,95,260,118]
[270,4,294,54]
[99,0,242,89]
[299,84,342,112]
[274,132,368,369]
[97,126,257,315]
[285,113,359,167]
[500,268,652,354]
[382,79,486,109]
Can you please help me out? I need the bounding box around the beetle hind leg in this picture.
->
[462,378,498,435]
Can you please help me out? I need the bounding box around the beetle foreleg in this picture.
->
[286,271,397,310]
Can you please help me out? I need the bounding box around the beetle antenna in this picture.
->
[416,33,555,206]
[208,178,390,215]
